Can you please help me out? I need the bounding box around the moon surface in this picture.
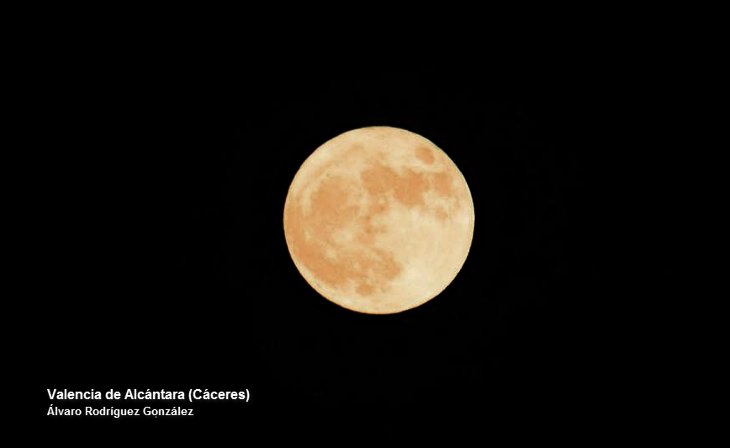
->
[283,126,474,314]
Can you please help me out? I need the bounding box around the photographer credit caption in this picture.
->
[47,389,249,418]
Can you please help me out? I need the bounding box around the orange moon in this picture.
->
[283,126,475,314]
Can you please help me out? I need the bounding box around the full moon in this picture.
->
[283,126,475,314]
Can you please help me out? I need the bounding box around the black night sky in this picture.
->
[38,53,659,423]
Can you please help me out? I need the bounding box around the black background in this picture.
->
[38,57,632,423]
